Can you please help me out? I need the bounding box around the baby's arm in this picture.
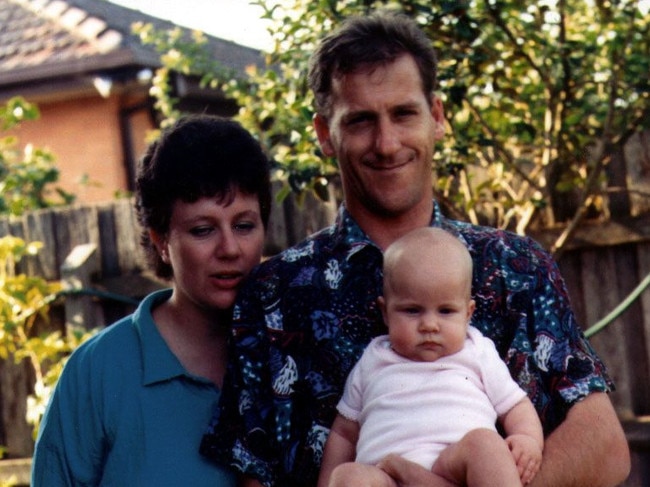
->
[501,398,544,485]
[317,414,360,487]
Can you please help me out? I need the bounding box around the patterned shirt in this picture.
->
[200,202,613,487]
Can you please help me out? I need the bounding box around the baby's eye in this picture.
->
[401,306,420,315]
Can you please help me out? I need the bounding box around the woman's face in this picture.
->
[154,190,265,313]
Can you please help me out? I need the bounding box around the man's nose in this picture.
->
[374,119,400,155]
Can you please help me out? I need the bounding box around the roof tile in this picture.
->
[0,0,263,88]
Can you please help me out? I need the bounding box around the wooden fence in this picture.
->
[1,195,650,485]
[0,189,336,462]
[531,219,650,487]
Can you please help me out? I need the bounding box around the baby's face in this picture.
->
[380,255,473,362]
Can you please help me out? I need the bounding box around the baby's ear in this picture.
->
[467,298,476,319]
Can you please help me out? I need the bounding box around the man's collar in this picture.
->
[332,200,445,257]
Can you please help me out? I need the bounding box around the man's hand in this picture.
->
[377,454,457,487]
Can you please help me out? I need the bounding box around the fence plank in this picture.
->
[558,251,587,328]
[635,243,650,416]
[579,247,634,417]
[52,205,100,278]
[264,182,291,255]
[22,210,58,280]
[60,243,102,330]
[97,203,121,279]
[0,360,34,458]
[111,199,145,274]
[614,244,650,417]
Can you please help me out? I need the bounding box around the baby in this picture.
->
[318,227,544,487]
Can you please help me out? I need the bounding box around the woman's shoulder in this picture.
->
[63,313,140,378]
[70,289,168,363]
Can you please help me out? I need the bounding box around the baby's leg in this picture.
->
[328,462,399,487]
[432,428,523,487]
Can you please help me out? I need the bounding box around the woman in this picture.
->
[31,115,272,486]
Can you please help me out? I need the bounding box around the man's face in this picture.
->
[314,54,445,222]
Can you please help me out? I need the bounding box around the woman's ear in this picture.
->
[313,113,335,157]
[149,229,169,264]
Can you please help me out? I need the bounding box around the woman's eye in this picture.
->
[234,221,257,233]
[190,226,213,237]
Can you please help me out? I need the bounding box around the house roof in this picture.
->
[0,0,263,97]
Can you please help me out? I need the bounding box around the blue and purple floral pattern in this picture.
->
[201,202,612,487]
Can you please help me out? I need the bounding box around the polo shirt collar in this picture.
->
[131,289,188,386]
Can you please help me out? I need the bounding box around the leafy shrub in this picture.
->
[0,236,95,437]
[0,97,75,216]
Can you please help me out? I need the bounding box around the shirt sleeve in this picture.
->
[473,329,528,416]
[515,236,612,415]
[461,225,614,433]
[336,352,367,422]
[32,347,106,487]
[200,269,279,487]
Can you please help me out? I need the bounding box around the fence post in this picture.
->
[60,243,101,330]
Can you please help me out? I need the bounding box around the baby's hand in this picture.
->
[506,433,543,485]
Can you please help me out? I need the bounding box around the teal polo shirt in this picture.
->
[32,289,235,486]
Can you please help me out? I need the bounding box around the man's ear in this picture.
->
[313,113,335,157]
[430,95,446,141]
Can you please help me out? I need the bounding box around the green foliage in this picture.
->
[0,97,75,216]
[132,23,239,130]
[0,236,94,437]
[427,0,650,234]
[136,0,650,239]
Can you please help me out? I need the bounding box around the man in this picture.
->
[201,11,630,487]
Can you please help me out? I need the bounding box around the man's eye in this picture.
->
[396,109,416,118]
[347,114,372,126]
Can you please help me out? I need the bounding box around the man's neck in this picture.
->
[348,200,434,251]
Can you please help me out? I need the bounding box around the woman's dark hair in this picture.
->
[308,11,438,118]
[136,115,272,279]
